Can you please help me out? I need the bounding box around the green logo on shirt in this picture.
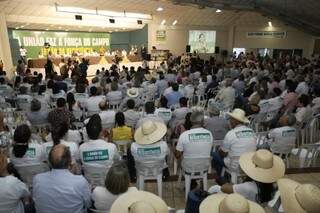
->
[236,130,254,138]
[189,133,211,142]
[282,129,295,137]
[26,148,36,158]
[137,147,161,157]
[83,150,109,162]
[158,111,171,117]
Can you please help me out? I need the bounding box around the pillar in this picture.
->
[0,13,14,78]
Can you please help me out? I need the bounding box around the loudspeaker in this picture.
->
[221,50,228,57]
[186,45,191,53]
[137,20,143,25]
[146,54,151,61]
[215,46,220,54]
[75,15,82,20]
[109,19,115,23]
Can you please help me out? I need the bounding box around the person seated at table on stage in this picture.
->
[84,49,91,57]
[92,49,99,57]
[104,49,111,56]
[71,50,78,57]
[121,49,127,56]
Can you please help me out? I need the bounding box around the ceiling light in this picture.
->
[109,31,113,33]
[15,27,20,29]
[156,7,163,12]
[122,28,126,30]
[65,29,69,32]
[268,21,272,27]
[89,29,92,32]
[160,19,166,25]
[216,9,222,13]
[46,28,49,31]
[172,20,178,26]
[58,26,62,29]
[115,29,119,32]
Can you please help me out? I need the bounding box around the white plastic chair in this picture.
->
[256,131,269,146]
[181,158,210,200]
[221,156,242,184]
[212,140,224,152]
[291,142,320,168]
[271,143,295,168]
[82,164,111,188]
[113,140,132,157]
[135,159,165,197]
[15,163,50,188]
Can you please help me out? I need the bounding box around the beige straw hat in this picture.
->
[239,149,285,183]
[134,120,167,145]
[227,108,250,123]
[277,178,320,213]
[200,193,265,213]
[110,191,169,213]
[127,88,139,98]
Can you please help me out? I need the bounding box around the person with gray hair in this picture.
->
[33,144,91,213]
[215,78,236,110]
[175,110,213,166]
[26,98,48,125]
[267,113,297,153]
[204,103,229,140]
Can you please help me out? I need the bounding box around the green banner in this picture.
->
[12,30,111,58]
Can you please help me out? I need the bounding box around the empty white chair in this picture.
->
[113,140,132,157]
[135,159,165,197]
[181,158,210,200]
[15,163,50,188]
[291,142,320,168]
[82,164,111,188]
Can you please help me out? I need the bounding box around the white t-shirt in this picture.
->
[42,140,79,162]
[221,125,256,169]
[10,142,45,166]
[295,82,309,95]
[233,181,258,202]
[217,86,236,109]
[46,130,83,145]
[106,91,122,105]
[92,187,137,212]
[176,128,213,158]
[155,108,172,125]
[86,96,106,112]
[131,141,168,161]
[0,176,30,213]
[79,139,119,167]
[295,106,313,124]
[269,126,296,153]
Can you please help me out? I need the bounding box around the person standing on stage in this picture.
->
[19,46,27,64]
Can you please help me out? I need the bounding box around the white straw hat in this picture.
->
[110,191,169,213]
[200,193,265,213]
[127,88,139,98]
[134,120,167,145]
[278,178,320,213]
[227,108,250,123]
[239,149,285,183]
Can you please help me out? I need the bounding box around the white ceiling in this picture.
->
[0,0,283,32]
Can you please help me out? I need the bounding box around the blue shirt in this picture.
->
[165,91,183,108]
[33,169,91,213]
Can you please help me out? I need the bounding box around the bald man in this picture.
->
[33,144,91,213]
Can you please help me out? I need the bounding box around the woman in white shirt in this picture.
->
[0,150,30,213]
[208,150,285,205]
[92,161,137,212]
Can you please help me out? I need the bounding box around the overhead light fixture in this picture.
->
[58,26,62,29]
[15,27,20,29]
[172,20,178,26]
[109,18,115,23]
[156,7,163,12]
[46,28,49,31]
[89,29,92,32]
[216,9,222,13]
[161,19,166,25]
[65,29,69,31]
[268,21,272,27]
[20,25,25,28]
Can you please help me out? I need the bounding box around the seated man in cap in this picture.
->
[33,144,91,213]
[212,108,256,184]
[204,103,229,141]
[80,115,120,168]
[175,110,213,167]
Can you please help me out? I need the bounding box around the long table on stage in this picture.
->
[27,54,142,68]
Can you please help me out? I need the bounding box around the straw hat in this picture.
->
[239,149,285,183]
[200,193,265,213]
[110,191,169,213]
[127,88,139,98]
[278,178,320,213]
[134,120,167,145]
[227,108,250,123]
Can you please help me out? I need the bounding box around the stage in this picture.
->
[30,60,158,79]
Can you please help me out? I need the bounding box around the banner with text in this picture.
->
[12,30,111,58]
[247,31,287,39]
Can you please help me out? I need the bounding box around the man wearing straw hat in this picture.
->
[131,120,168,165]
[212,108,256,183]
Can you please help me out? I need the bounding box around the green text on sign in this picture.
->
[83,150,109,162]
